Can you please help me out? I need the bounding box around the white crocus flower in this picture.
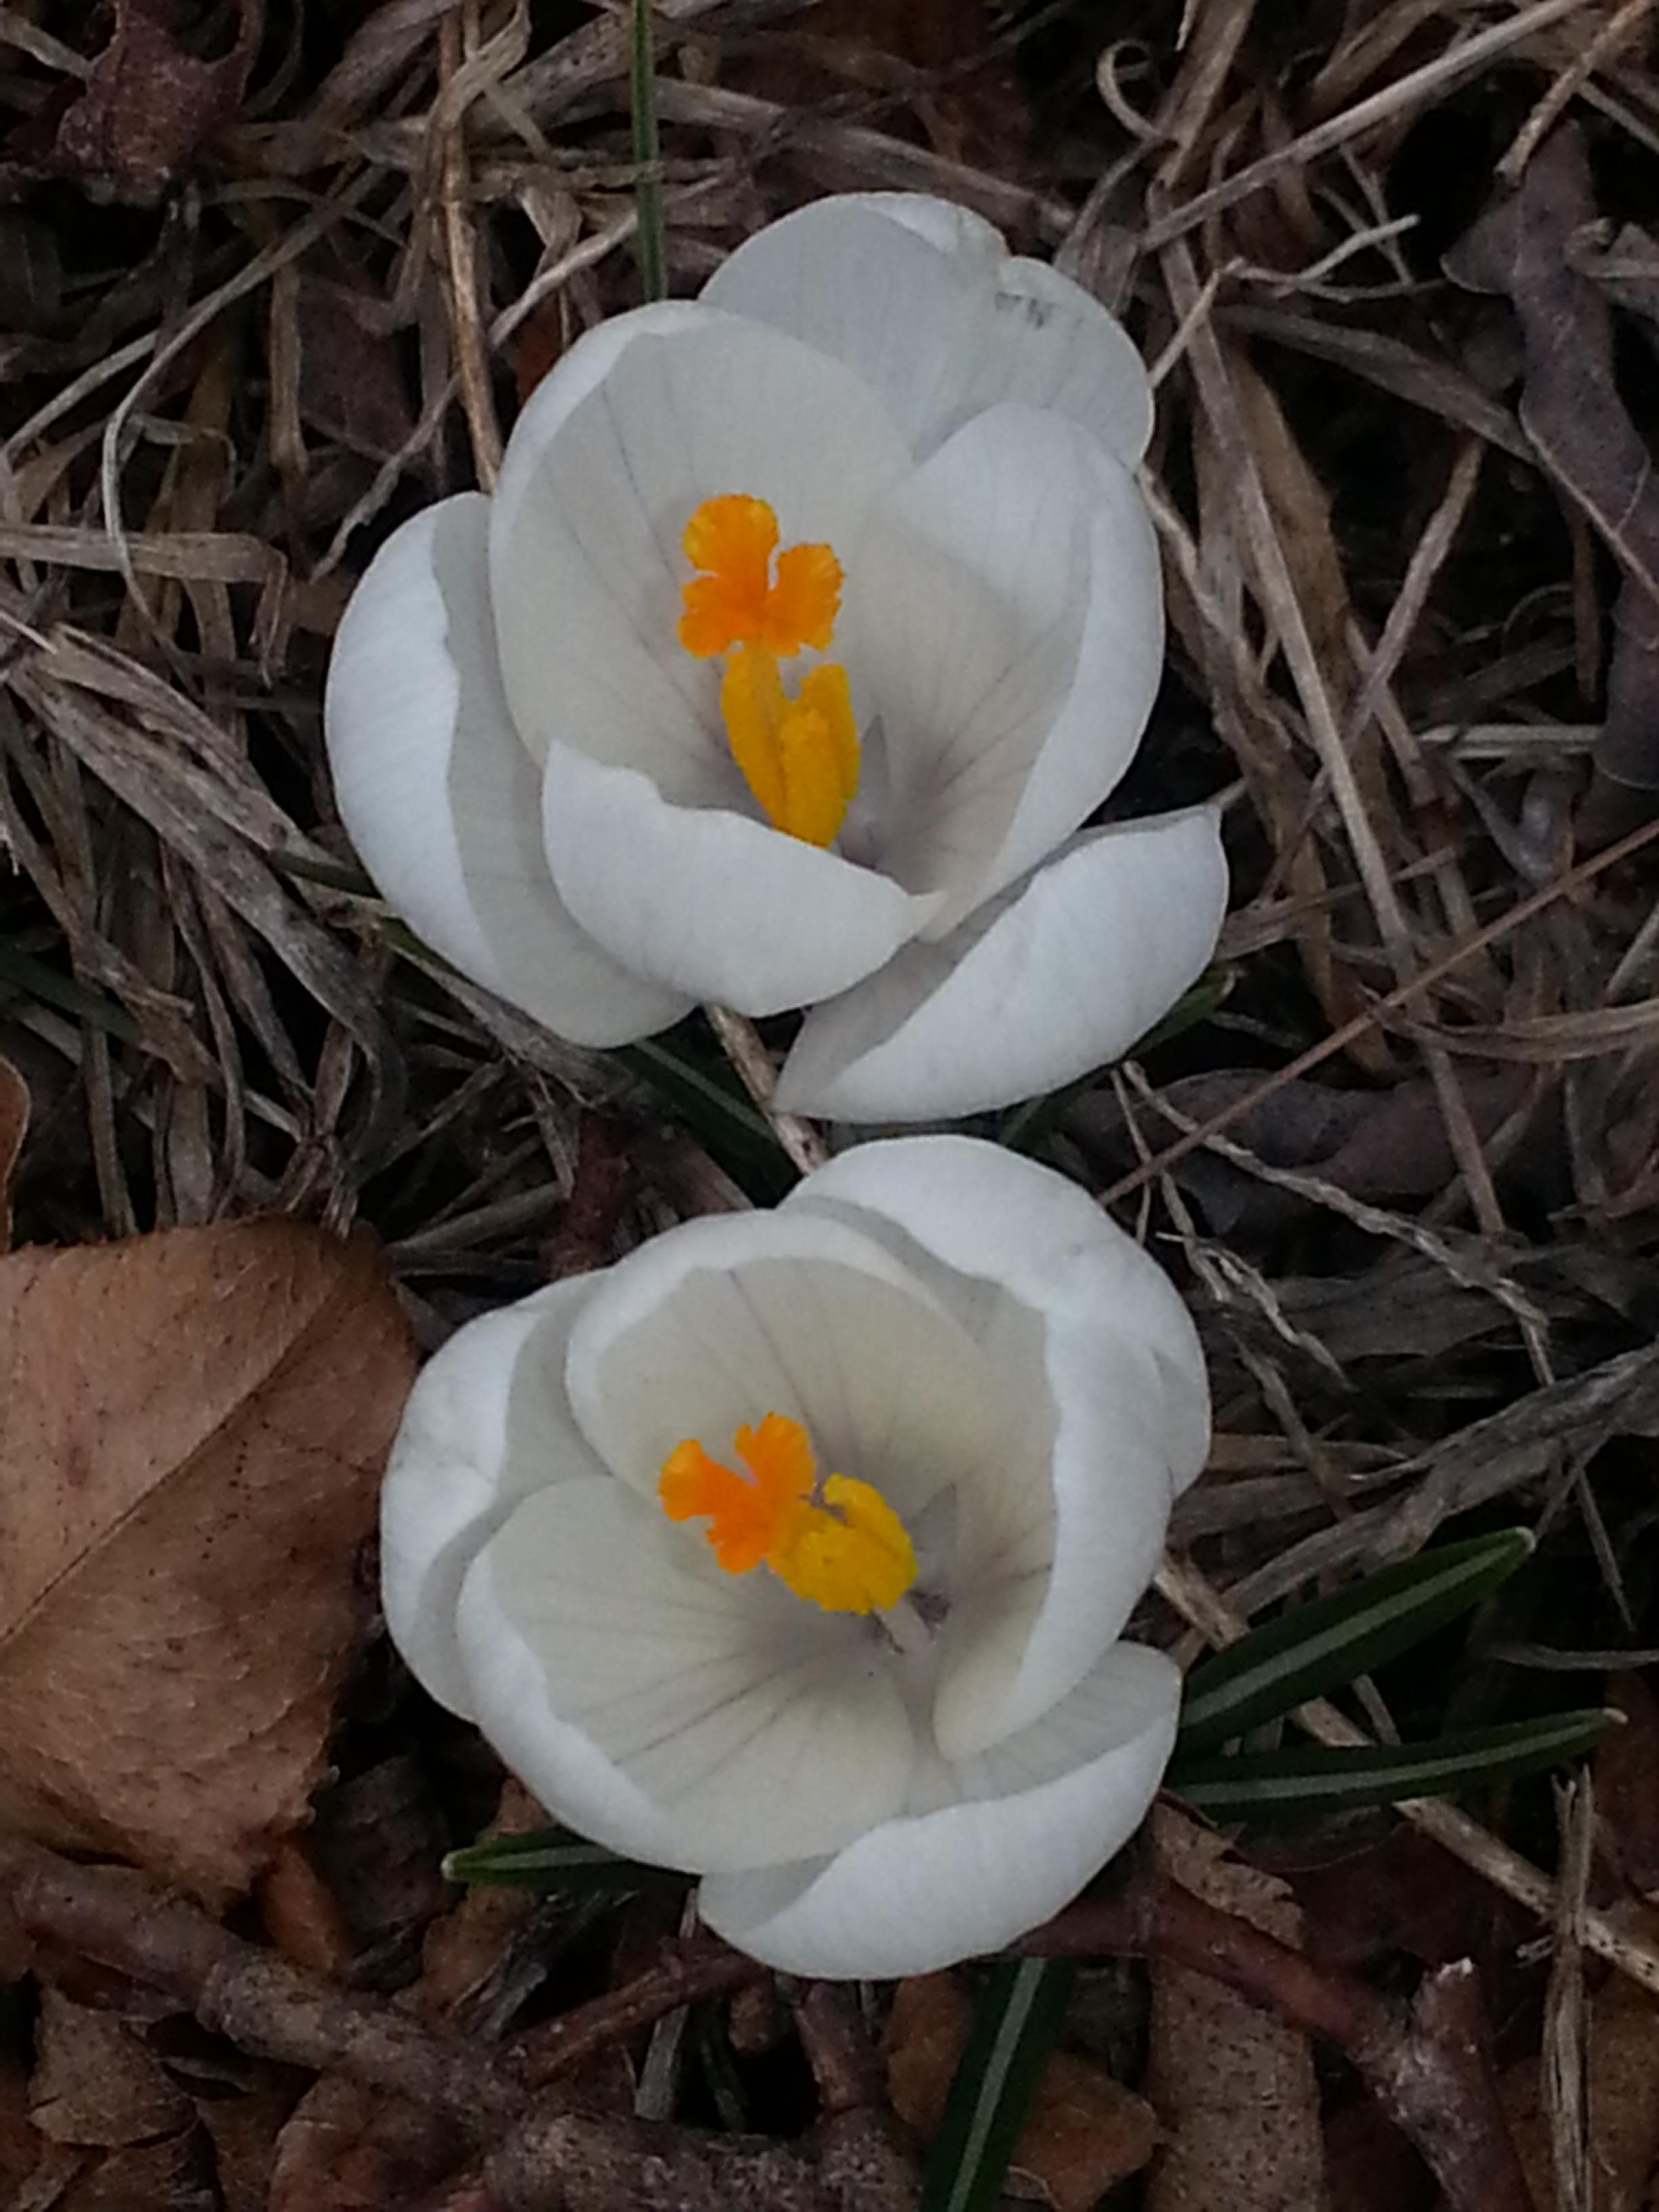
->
[382,1135,1208,1978]
[326,192,1227,1120]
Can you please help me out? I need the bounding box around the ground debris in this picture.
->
[1448,125,1659,842]
[0,1218,413,1904]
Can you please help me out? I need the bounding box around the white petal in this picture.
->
[702,194,1153,464]
[380,1277,608,1719]
[488,306,911,804]
[540,739,935,1015]
[819,190,1008,264]
[455,1479,914,1871]
[788,1134,1211,1496]
[699,1641,1179,1976]
[930,1336,1171,1760]
[562,1206,1022,1530]
[787,1132,1211,1756]
[325,494,689,1046]
[777,806,1228,1122]
[845,407,1163,922]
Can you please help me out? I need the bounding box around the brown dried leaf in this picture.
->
[54,0,265,204]
[1448,127,1659,833]
[28,1989,192,2150]
[1594,1673,1659,1902]
[268,2073,463,2212]
[886,1971,1158,2212]
[1144,1809,1326,2212]
[0,1220,415,1907]
[295,278,417,466]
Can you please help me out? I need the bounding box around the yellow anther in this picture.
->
[658,1412,917,1617]
[720,647,859,848]
[678,493,859,846]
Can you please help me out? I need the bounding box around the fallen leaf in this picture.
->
[295,276,417,465]
[0,1219,415,1908]
[0,1053,26,1251]
[886,1971,1158,2212]
[1069,1065,1549,1235]
[28,1988,192,2149]
[194,2080,295,2212]
[54,0,264,203]
[1144,1808,1326,2212]
[1594,1673,1659,1900]
[309,1755,451,1968]
[1448,127,1659,840]
[268,2073,463,2212]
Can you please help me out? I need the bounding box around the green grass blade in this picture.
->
[920,1959,1073,2212]
[630,0,666,302]
[443,1825,687,1896]
[1177,1528,1534,1755]
[1168,1707,1616,1820]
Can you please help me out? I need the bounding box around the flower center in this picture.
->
[657,1410,916,1616]
[678,493,859,849]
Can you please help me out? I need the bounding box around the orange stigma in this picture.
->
[678,495,859,848]
[659,1412,916,1616]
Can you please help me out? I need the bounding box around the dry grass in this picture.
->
[5,0,1659,2191]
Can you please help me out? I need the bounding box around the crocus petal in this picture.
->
[788,1133,1211,1757]
[777,806,1228,1123]
[789,1134,1210,1493]
[701,193,1153,465]
[324,495,691,1046]
[843,406,1163,922]
[928,1336,1171,1760]
[698,1641,1179,1976]
[562,1207,1023,1530]
[380,1277,608,1719]
[489,308,911,804]
[455,1479,914,1871]
[540,739,935,1015]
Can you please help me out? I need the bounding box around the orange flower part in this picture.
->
[719,647,859,848]
[678,494,843,660]
[657,1411,917,1616]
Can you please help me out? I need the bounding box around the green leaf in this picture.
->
[630,0,666,303]
[1177,1528,1534,1755]
[1168,1706,1617,1820]
[618,1031,794,1196]
[1132,960,1233,1054]
[920,1959,1073,2212]
[443,1825,688,1896]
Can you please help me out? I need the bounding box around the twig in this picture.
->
[420,2104,920,2212]
[1028,1856,1538,2212]
[0,1837,525,2133]
[703,1004,830,1174]
[514,1940,764,2087]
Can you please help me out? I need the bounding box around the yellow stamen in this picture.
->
[720,647,859,848]
[678,493,859,847]
[657,1411,917,1616]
